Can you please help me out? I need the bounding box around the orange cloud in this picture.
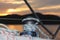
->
[0,7,29,16]
[7,8,29,13]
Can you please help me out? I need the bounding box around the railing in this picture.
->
[0,18,60,24]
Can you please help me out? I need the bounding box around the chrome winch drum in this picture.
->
[21,17,52,40]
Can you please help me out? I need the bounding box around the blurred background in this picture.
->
[0,0,60,40]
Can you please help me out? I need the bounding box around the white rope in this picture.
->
[0,23,9,29]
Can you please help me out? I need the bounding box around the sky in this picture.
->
[0,0,60,16]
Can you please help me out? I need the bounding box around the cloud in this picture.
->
[6,7,29,13]
[0,0,15,2]
[0,3,23,9]
[0,1,25,13]
[30,0,60,8]
[37,5,60,10]
[0,3,22,13]
[0,0,60,16]
[0,0,32,13]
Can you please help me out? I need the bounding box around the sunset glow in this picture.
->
[7,8,29,13]
[0,14,8,16]
[0,0,60,16]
